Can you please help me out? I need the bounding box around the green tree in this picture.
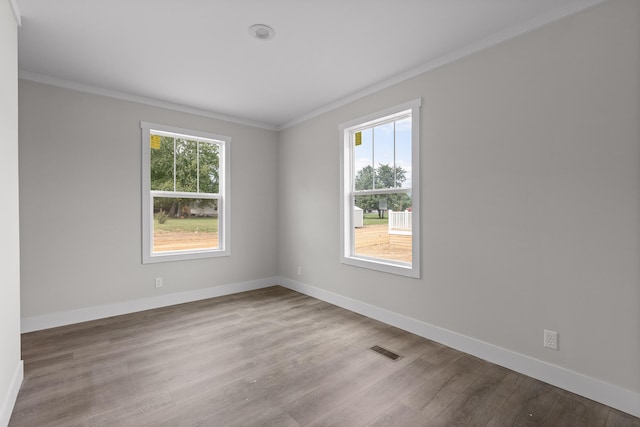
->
[354,163,411,218]
[354,165,378,213]
[150,136,175,192]
[150,136,219,217]
[376,164,406,189]
[355,165,375,191]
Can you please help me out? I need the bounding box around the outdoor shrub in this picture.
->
[156,210,168,224]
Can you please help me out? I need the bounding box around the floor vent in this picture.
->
[370,345,401,361]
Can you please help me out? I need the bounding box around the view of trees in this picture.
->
[354,163,411,218]
[151,136,219,217]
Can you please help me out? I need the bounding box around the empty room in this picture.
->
[1,0,640,425]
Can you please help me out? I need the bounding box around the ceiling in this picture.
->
[16,0,604,130]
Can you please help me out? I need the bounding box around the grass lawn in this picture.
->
[154,217,218,233]
[363,212,389,226]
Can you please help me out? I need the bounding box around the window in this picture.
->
[141,122,230,263]
[340,99,421,277]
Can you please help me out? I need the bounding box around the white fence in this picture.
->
[388,210,412,235]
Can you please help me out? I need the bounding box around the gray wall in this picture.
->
[17,0,640,405]
[0,0,21,423]
[19,81,279,317]
[278,0,640,393]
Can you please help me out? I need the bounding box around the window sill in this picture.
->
[143,248,230,264]
[341,255,419,278]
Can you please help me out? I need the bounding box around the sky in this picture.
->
[354,116,412,189]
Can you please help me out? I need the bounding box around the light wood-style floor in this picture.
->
[9,286,639,426]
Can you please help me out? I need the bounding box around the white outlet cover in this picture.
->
[544,329,558,350]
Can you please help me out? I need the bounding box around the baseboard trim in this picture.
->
[0,360,23,427]
[278,277,640,418]
[17,276,640,418]
[21,277,278,333]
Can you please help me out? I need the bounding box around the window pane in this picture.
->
[373,122,395,189]
[175,139,199,192]
[150,136,175,191]
[354,128,373,190]
[198,142,220,194]
[341,101,419,276]
[153,197,218,253]
[395,117,412,189]
[353,193,412,263]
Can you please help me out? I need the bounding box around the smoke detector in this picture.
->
[248,24,276,41]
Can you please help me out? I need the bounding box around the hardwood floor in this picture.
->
[9,286,639,426]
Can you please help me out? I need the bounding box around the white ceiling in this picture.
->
[16,0,604,130]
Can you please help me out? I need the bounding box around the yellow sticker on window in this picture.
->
[150,135,161,149]
[355,132,362,146]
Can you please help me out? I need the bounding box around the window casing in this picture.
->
[141,122,231,263]
[340,99,421,277]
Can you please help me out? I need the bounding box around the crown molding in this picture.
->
[17,0,608,132]
[18,70,278,131]
[278,0,608,130]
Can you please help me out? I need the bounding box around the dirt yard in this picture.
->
[354,224,412,263]
[153,231,218,252]
[153,224,411,262]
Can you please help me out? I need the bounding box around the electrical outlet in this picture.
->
[544,329,558,350]
[155,277,163,288]
[297,266,302,276]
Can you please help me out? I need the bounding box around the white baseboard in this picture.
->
[0,360,23,427]
[21,277,278,333]
[277,277,640,418]
[17,275,640,418]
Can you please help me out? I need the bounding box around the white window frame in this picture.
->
[141,122,231,264]
[339,99,421,278]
